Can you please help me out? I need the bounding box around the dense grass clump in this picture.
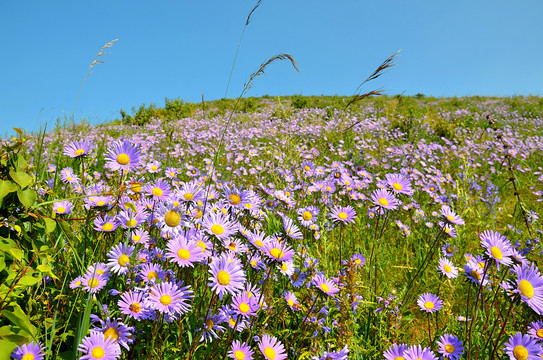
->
[1,95,543,359]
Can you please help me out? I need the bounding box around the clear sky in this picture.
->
[1,1,542,135]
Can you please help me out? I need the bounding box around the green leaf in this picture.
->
[7,248,23,262]
[0,326,30,344]
[1,303,37,339]
[17,273,42,286]
[0,339,18,360]
[44,218,56,234]
[36,264,51,273]
[0,238,17,251]
[17,188,36,208]
[0,180,17,208]
[9,170,33,189]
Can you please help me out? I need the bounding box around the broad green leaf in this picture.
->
[0,180,17,198]
[44,218,56,234]
[17,273,42,286]
[36,264,51,273]
[0,339,18,360]
[17,188,36,208]
[9,170,33,189]
[7,248,23,262]
[0,238,17,251]
[0,326,30,344]
[1,303,37,338]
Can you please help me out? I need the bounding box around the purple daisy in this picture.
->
[514,263,543,315]
[63,139,94,158]
[138,263,165,283]
[53,200,74,215]
[263,239,295,263]
[480,229,513,269]
[386,173,414,195]
[11,341,45,360]
[282,216,303,239]
[144,179,172,201]
[259,334,287,360]
[437,334,464,360]
[105,139,141,173]
[438,257,458,279]
[228,340,254,360]
[166,235,206,267]
[93,214,120,233]
[208,254,246,299]
[231,292,258,318]
[504,332,542,360]
[314,274,340,296]
[297,206,319,227]
[82,272,108,294]
[78,331,121,360]
[404,345,438,360]
[442,243,455,258]
[106,243,135,275]
[202,211,237,240]
[371,189,399,210]
[284,291,301,311]
[92,317,134,351]
[329,205,357,224]
[147,281,193,315]
[417,293,443,313]
[118,291,147,320]
[528,320,543,341]
[383,343,408,360]
[440,205,465,225]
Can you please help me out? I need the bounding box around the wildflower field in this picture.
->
[1,95,543,360]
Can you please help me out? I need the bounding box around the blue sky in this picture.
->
[1,1,542,135]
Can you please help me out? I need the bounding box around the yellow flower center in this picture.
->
[444,264,452,273]
[164,211,181,227]
[104,327,120,341]
[490,246,503,260]
[424,301,435,309]
[537,329,543,338]
[97,201,106,206]
[302,211,312,221]
[178,249,191,260]
[304,165,310,171]
[255,240,264,248]
[211,224,224,235]
[132,235,141,242]
[519,279,534,299]
[130,182,142,192]
[288,299,294,306]
[393,182,402,191]
[67,177,73,182]
[57,207,66,214]
[281,263,288,271]
[217,270,231,285]
[22,354,36,360]
[130,302,141,313]
[239,303,250,313]
[338,212,348,220]
[91,347,105,359]
[445,344,455,353]
[125,219,137,228]
[147,271,158,280]
[234,350,245,360]
[264,347,276,359]
[197,241,206,252]
[193,209,203,219]
[117,153,130,165]
[88,278,99,288]
[513,345,528,360]
[118,254,130,267]
[229,194,241,205]
[379,198,389,206]
[160,295,172,305]
[394,357,405,360]
[206,319,214,330]
[152,187,163,197]
[102,223,114,231]
[184,193,194,200]
[446,247,453,253]
[471,270,481,280]
[229,242,237,251]
[320,283,330,293]
[75,148,85,156]
[151,165,158,171]
[446,214,455,222]
[270,248,284,260]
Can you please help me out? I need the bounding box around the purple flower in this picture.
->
[440,205,464,225]
[514,263,543,315]
[202,211,237,240]
[63,139,94,158]
[329,205,357,224]
[480,229,513,269]
[383,343,407,360]
[208,254,246,300]
[53,200,73,215]
[437,334,464,359]
[259,334,287,360]
[228,340,254,360]
[105,139,141,173]
[263,239,295,263]
[166,234,206,267]
[404,345,438,360]
[11,341,45,360]
[504,332,542,360]
[417,293,443,313]
[371,189,399,210]
[386,173,414,195]
[147,281,193,315]
[78,331,121,360]
[314,274,340,296]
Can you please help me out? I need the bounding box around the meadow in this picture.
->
[1,94,543,360]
